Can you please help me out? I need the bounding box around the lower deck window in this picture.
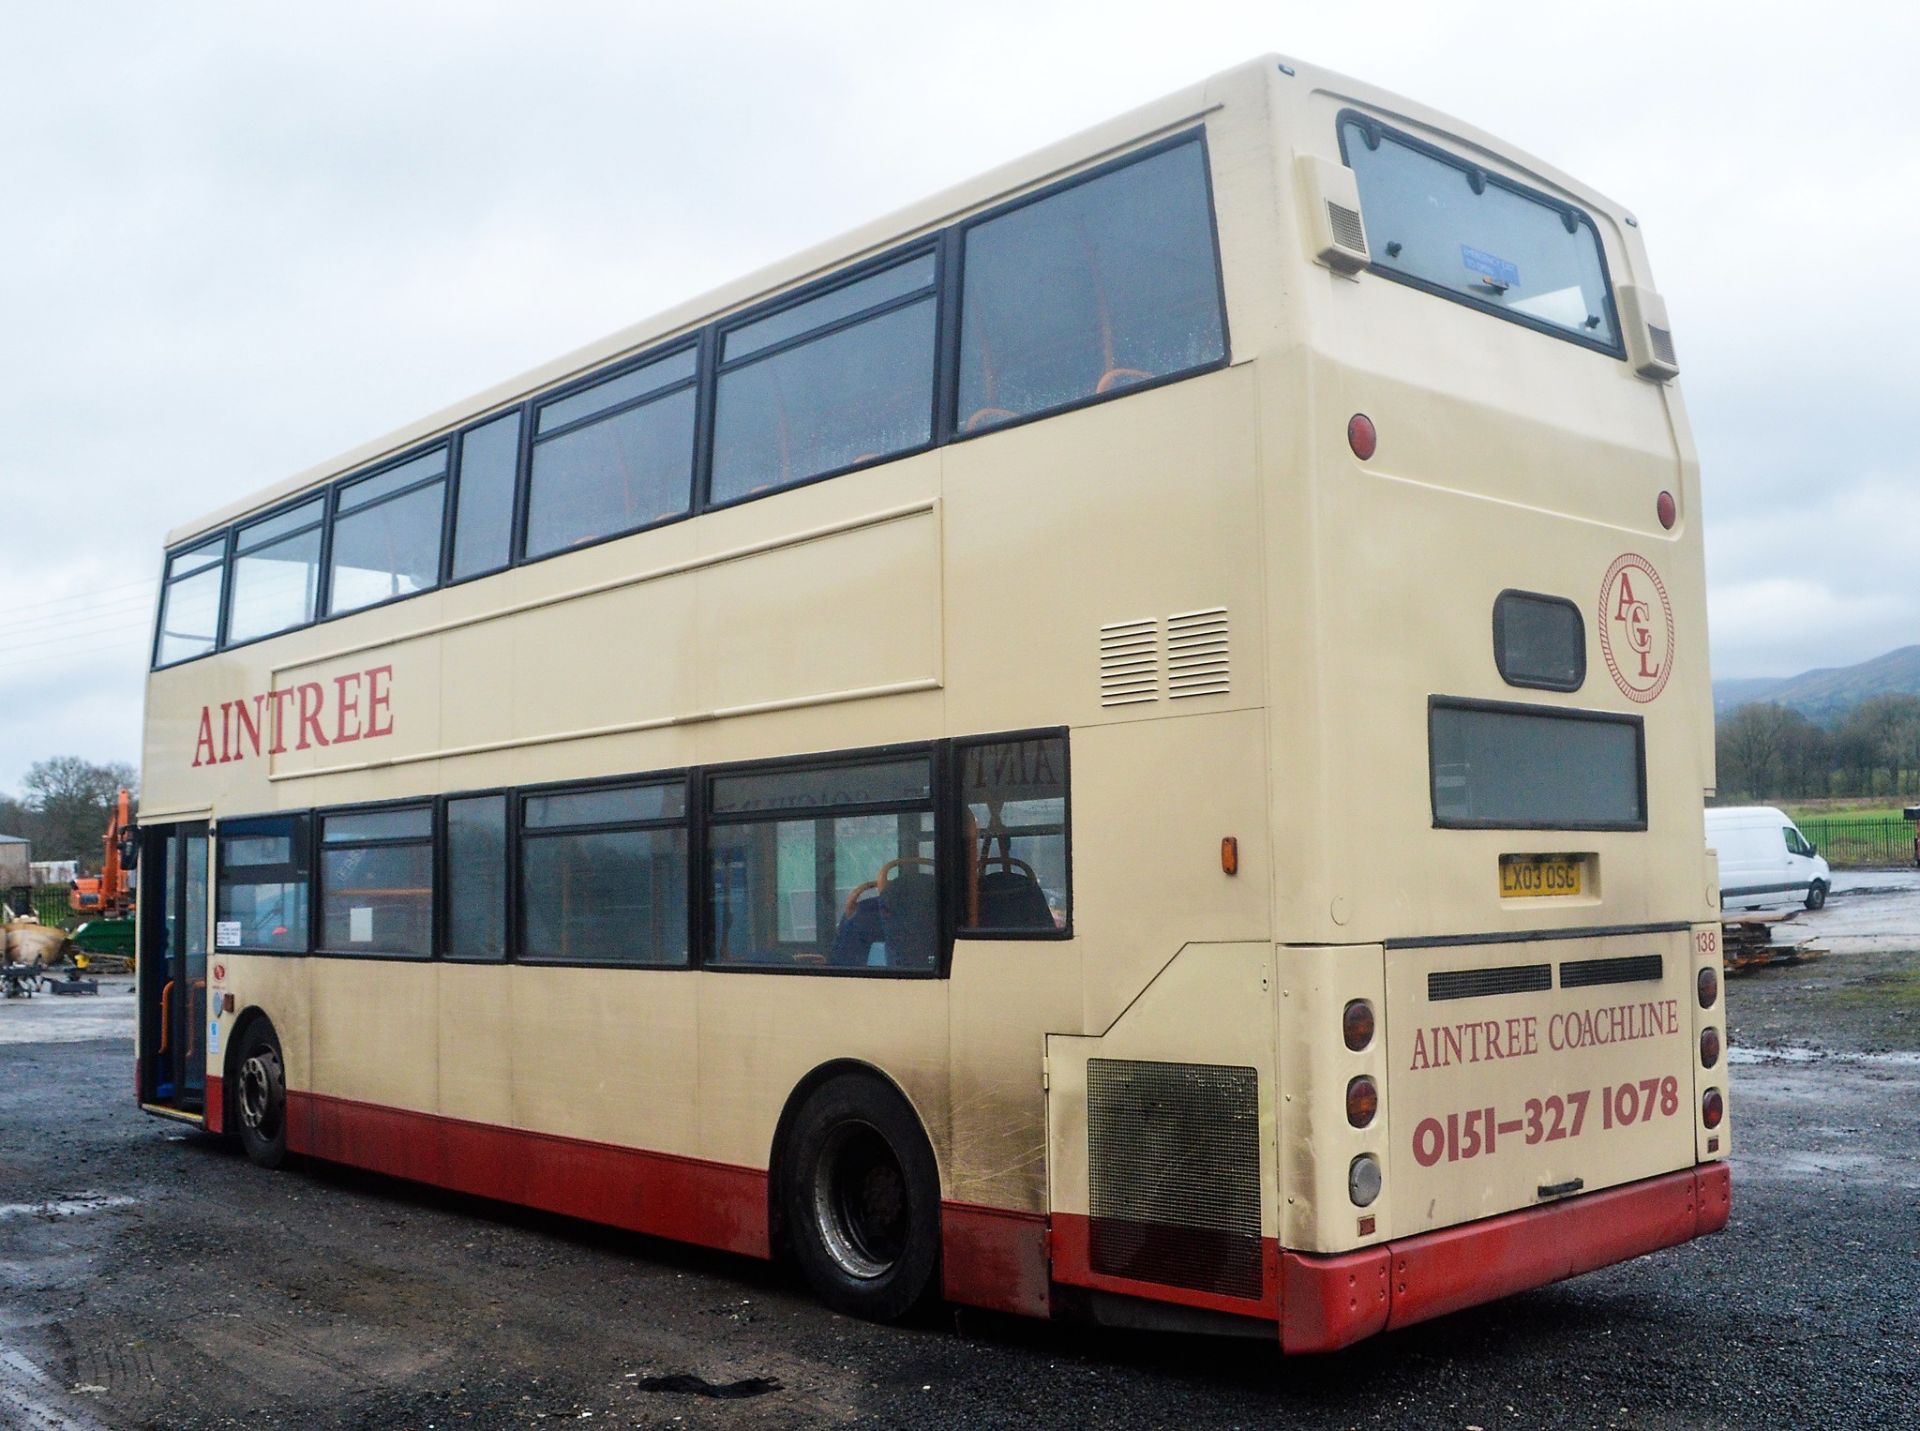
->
[319,807,433,956]
[1430,699,1645,830]
[708,758,937,971]
[520,782,688,964]
[215,814,311,951]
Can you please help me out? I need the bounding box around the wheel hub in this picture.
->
[811,1122,909,1281]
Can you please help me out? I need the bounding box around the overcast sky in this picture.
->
[2,1,1914,794]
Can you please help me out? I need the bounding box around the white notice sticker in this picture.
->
[349,907,374,942]
[215,921,242,949]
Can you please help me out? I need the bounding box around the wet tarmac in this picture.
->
[2,888,1917,1429]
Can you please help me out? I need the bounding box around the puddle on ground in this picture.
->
[0,1193,136,1222]
[1729,1046,1920,1068]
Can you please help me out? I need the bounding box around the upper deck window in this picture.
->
[710,254,938,506]
[450,411,522,581]
[525,349,697,559]
[957,139,1226,434]
[227,498,324,645]
[155,536,226,666]
[1339,115,1619,353]
[328,448,448,616]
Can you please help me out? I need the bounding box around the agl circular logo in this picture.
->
[1598,553,1674,703]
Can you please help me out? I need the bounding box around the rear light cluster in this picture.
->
[1343,1000,1382,1210]
[1702,1088,1725,1129]
[1700,1027,1721,1068]
[1698,967,1718,1008]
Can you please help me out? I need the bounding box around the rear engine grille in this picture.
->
[1098,618,1159,706]
[1560,954,1663,989]
[1428,964,1552,1002]
[1166,607,1230,699]
[1087,1059,1262,1300]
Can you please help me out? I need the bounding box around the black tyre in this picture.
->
[782,1074,940,1322]
[1805,880,1828,911]
[233,1021,289,1169]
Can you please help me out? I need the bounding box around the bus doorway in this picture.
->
[138,822,209,1117]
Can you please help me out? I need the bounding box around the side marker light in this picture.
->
[1220,836,1239,876]
[1348,413,1377,460]
[1657,490,1677,528]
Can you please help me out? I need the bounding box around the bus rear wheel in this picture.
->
[233,1022,289,1169]
[783,1075,939,1322]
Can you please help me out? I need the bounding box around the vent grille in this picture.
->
[1098,618,1159,706]
[1087,1059,1263,1300]
[1327,201,1368,256]
[1428,963,1552,1002]
[1648,325,1677,367]
[1166,607,1230,699]
[1560,954,1663,989]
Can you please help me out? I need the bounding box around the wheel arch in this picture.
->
[765,1058,942,1259]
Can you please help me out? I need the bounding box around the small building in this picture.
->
[0,834,29,888]
[29,858,75,885]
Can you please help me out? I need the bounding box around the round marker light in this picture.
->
[1348,1154,1382,1208]
[1698,967,1718,1009]
[1343,999,1375,1052]
[1346,1076,1379,1128]
[1702,1088,1724,1129]
[1348,413,1377,461]
[1701,1027,1721,1068]
[1657,490,1677,529]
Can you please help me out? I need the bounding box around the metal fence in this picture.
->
[3,885,74,928]
[1797,817,1917,869]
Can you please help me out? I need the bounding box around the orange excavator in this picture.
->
[68,787,137,961]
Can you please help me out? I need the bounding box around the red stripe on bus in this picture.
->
[940,1201,1051,1317]
[284,1090,772,1259]
[1280,1162,1731,1352]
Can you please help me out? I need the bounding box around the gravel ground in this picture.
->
[2,887,1917,1430]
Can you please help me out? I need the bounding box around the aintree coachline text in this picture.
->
[190,666,394,767]
[1407,998,1680,1071]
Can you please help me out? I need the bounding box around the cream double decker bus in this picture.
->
[137,54,1728,1351]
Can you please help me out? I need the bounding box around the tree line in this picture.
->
[0,757,138,870]
[1715,694,1920,802]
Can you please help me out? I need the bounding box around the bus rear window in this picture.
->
[1339,115,1618,352]
[1429,699,1644,830]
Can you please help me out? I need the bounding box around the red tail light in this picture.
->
[1343,1000,1375,1052]
[1347,413,1377,460]
[1700,1027,1721,1068]
[1698,967,1718,1008]
[1346,1076,1379,1128]
[1657,490,1677,529]
[1702,1088,1724,1129]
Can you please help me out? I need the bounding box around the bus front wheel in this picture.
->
[783,1075,940,1322]
[233,1021,289,1170]
[1806,880,1828,911]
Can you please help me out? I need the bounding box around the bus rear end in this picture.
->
[1268,62,1727,1349]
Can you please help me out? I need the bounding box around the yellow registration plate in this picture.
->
[1500,855,1584,898]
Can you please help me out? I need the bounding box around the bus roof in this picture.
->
[167,52,1628,547]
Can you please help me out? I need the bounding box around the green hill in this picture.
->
[1713,645,1920,720]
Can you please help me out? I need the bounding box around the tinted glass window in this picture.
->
[323,807,432,842]
[338,450,445,512]
[710,256,937,505]
[522,827,688,964]
[707,756,937,972]
[958,735,1069,933]
[536,350,697,435]
[329,480,445,615]
[451,411,521,580]
[156,548,225,666]
[1341,117,1617,347]
[1430,702,1644,829]
[957,141,1225,434]
[525,386,695,557]
[525,783,684,828]
[446,795,508,960]
[216,814,310,951]
[318,807,432,956]
[228,503,323,644]
[1493,591,1584,692]
[711,759,930,816]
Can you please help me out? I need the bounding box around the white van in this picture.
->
[1705,806,1831,912]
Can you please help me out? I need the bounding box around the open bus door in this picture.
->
[138,822,210,1120]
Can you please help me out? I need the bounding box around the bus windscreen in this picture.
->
[1340,115,1618,351]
